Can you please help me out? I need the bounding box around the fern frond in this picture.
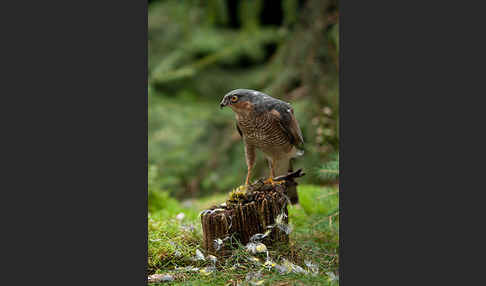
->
[317,153,339,181]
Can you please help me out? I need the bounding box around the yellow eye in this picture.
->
[231,96,238,102]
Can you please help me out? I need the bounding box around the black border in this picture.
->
[2,1,148,284]
[339,0,485,284]
[338,0,343,283]
[2,0,482,284]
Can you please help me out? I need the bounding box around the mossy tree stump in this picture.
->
[201,169,305,257]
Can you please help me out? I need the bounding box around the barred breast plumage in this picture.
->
[236,110,293,156]
[220,89,303,189]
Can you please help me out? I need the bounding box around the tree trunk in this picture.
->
[201,169,304,257]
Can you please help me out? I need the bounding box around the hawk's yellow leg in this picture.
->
[245,167,252,185]
[264,160,285,185]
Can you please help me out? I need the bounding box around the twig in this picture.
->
[274,169,306,181]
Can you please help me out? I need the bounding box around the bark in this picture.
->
[201,169,305,257]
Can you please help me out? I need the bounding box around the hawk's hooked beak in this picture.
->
[220,97,229,109]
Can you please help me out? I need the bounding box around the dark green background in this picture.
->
[148,0,339,202]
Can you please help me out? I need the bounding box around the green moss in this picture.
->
[148,206,202,274]
[298,185,339,216]
[228,185,248,202]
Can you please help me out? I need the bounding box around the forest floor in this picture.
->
[148,184,339,286]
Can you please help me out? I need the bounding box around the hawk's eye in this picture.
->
[231,96,238,102]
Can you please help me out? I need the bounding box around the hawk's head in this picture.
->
[220,89,267,113]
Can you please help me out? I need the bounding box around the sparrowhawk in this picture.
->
[220,89,304,187]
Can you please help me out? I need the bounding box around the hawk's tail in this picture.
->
[273,148,303,204]
[290,147,304,159]
[295,148,304,157]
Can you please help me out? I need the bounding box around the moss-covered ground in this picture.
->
[148,184,339,285]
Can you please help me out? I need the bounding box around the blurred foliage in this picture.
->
[298,184,339,216]
[317,152,339,182]
[148,164,183,214]
[149,0,339,199]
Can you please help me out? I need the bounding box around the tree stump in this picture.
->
[201,169,305,257]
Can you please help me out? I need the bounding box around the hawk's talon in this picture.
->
[264,177,286,186]
[264,177,274,185]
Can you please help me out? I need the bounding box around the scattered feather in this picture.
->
[207,254,218,265]
[282,258,307,274]
[199,266,216,276]
[199,209,211,216]
[229,263,246,271]
[245,271,262,281]
[175,266,199,272]
[267,213,292,235]
[274,263,289,274]
[200,208,226,216]
[305,260,319,275]
[277,223,293,235]
[275,213,287,224]
[213,238,223,251]
[245,242,267,254]
[326,271,339,281]
[175,212,185,221]
[245,242,257,253]
[255,243,267,253]
[227,215,233,230]
[194,249,205,261]
[249,230,271,242]
[263,259,276,270]
[247,256,261,264]
[148,273,174,283]
[246,272,265,286]
[213,236,230,251]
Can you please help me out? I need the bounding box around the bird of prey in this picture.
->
[220,89,304,187]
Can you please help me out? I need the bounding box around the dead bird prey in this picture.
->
[220,89,304,186]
